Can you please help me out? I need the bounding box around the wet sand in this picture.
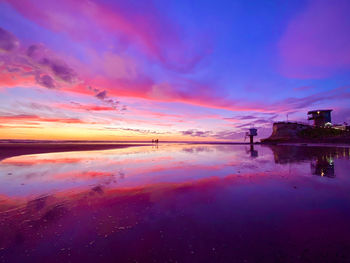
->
[0,143,149,160]
[1,144,350,262]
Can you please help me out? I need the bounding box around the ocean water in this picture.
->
[0,144,350,262]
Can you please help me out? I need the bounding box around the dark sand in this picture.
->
[1,144,350,262]
[0,143,149,160]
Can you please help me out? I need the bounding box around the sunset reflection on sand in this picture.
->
[1,144,350,262]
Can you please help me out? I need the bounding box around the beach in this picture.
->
[1,143,350,262]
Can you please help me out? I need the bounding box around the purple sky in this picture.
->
[0,0,350,141]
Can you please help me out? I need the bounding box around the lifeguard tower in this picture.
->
[246,128,257,144]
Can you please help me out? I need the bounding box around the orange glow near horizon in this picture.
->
[0,125,222,141]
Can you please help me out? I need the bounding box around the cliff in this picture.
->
[261,122,350,144]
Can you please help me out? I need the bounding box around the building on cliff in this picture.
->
[307,109,332,127]
[261,109,350,143]
[260,122,310,143]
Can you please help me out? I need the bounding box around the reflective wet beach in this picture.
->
[1,144,350,262]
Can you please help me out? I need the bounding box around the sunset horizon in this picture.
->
[1,0,350,142]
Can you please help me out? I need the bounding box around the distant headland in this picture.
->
[261,110,350,144]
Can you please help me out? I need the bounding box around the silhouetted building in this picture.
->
[307,109,332,127]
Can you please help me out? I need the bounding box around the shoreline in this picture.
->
[0,141,260,161]
[1,141,350,161]
[0,143,150,161]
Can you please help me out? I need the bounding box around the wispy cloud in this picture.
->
[181,129,213,137]
[0,27,19,51]
[279,0,350,78]
[0,114,105,125]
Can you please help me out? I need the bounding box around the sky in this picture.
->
[0,0,350,141]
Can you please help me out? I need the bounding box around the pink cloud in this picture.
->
[85,75,275,113]
[0,114,106,125]
[5,0,209,72]
[0,38,78,91]
[279,0,350,78]
[56,102,116,112]
[0,27,290,115]
[1,22,350,129]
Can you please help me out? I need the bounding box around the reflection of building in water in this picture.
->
[265,145,350,164]
[263,145,350,178]
[311,155,335,178]
[246,145,258,158]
